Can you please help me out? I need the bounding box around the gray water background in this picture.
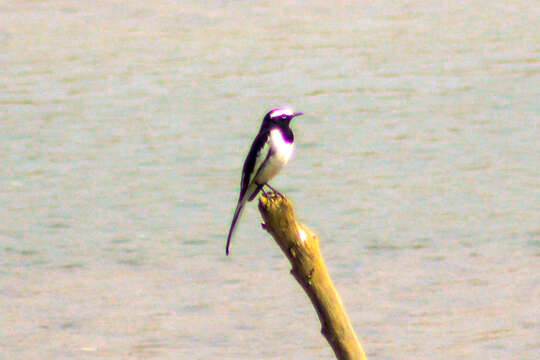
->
[1,1,538,359]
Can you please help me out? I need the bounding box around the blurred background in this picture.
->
[1,1,538,358]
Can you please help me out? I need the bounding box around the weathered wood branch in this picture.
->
[258,192,367,360]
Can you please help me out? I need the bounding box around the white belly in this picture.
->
[254,128,294,184]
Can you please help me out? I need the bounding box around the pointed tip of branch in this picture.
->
[258,192,270,208]
[258,192,290,214]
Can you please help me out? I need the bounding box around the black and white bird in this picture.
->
[226,106,303,255]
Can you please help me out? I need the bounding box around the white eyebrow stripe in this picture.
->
[269,107,294,118]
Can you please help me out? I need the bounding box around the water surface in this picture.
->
[1,1,538,359]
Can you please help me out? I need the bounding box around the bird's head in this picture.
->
[264,106,303,126]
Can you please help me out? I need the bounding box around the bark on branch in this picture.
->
[258,192,367,360]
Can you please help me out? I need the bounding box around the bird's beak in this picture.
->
[292,112,304,118]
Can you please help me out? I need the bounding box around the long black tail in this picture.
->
[225,200,246,255]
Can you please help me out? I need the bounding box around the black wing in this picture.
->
[239,129,269,201]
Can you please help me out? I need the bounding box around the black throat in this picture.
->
[263,119,294,143]
[278,125,294,143]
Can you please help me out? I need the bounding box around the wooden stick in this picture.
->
[258,192,367,360]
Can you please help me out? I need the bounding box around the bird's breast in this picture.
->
[253,128,294,184]
[270,128,294,164]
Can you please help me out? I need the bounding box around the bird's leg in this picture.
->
[255,181,268,197]
[264,183,283,197]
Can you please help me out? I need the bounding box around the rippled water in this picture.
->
[1,1,538,359]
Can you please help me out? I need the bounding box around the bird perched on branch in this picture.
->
[226,106,303,255]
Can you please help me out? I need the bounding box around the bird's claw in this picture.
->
[264,183,283,198]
